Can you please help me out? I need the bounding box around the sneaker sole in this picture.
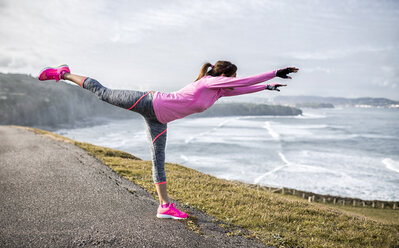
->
[156,214,187,220]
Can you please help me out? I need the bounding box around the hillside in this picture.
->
[0,73,137,129]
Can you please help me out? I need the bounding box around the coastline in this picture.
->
[17,125,399,247]
[54,109,399,202]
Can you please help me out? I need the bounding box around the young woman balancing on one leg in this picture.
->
[38,61,298,219]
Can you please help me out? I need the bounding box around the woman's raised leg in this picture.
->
[39,66,153,114]
[63,72,87,87]
[64,73,153,114]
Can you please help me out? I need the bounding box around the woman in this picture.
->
[38,61,298,220]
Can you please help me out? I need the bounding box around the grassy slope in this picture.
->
[24,126,399,248]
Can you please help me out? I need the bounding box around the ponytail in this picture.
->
[195,60,237,81]
[195,62,213,81]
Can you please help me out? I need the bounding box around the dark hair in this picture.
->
[195,60,237,81]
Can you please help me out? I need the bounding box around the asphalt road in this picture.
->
[0,126,267,247]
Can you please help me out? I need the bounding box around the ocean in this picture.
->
[55,107,399,201]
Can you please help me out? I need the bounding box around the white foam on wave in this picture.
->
[56,119,147,148]
[350,134,397,140]
[254,152,289,184]
[295,124,329,129]
[184,117,237,143]
[278,152,290,165]
[269,123,385,141]
[295,112,326,119]
[218,118,232,127]
[382,158,399,174]
[254,165,287,184]
[176,153,236,176]
[239,115,296,119]
[180,154,189,161]
[184,130,206,144]
[254,151,348,185]
[263,121,280,140]
[277,152,339,174]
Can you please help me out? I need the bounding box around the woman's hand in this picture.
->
[266,84,287,92]
[276,67,299,79]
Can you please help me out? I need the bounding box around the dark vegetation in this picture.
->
[0,73,136,129]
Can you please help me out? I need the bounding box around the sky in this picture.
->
[1,0,398,100]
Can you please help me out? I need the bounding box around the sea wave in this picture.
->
[253,151,345,184]
[254,165,287,184]
[184,118,235,143]
[263,121,280,140]
[278,152,290,165]
[351,134,398,140]
[382,158,399,174]
[295,112,327,119]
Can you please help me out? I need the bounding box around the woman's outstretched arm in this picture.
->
[222,83,287,97]
[206,67,298,89]
[222,84,267,96]
[206,70,277,89]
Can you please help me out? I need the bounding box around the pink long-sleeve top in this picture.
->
[152,70,277,124]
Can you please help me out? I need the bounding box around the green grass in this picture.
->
[323,204,399,225]
[25,126,399,248]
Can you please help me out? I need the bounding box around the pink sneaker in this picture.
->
[38,64,70,82]
[157,203,188,219]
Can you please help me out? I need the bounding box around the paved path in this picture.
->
[0,126,266,247]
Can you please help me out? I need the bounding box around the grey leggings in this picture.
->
[82,77,167,184]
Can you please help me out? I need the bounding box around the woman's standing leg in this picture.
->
[144,117,188,219]
[143,117,170,204]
